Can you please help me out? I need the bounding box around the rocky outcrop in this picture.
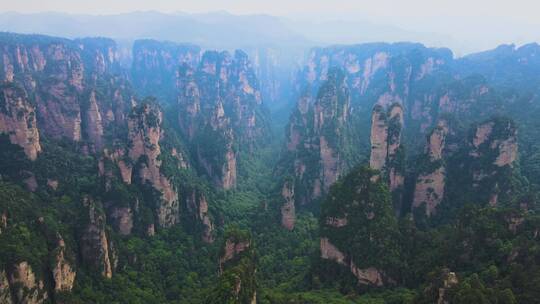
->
[281,68,350,209]
[185,188,214,243]
[211,229,257,304]
[467,118,518,206]
[413,117,520,213]
[219,237,251,274]
[319,167,400,288]
[437,270,459,304]
[176,49,269,189]
[369,102,405,210]
[0,269,12,304]
[7,261,48,304]
[80,196,114,279]
[320,238,384,286]
[369,103,404,177]
[131,39,200,101]
[84,90,104,150]
[52,236,76,292]
[110,207,134,236]
[0,83,41,160]
[128,102,180,227]
[413,120,449,216]
[280,180,296,230]
[0,33,134,151]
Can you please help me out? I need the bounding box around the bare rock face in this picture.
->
[185,188,215,243]
[281,68,350,211]
[413,167,446,217]
[280,180,296,230]
[413,120,449,216]
[320,237,384,287]
[437,270,459,304]
[468,118,518,205]
[369,103,404,174]
[0,212,6,235]
[80,196,114,279]
[132,39,200,100]
[369,102,405,210]
[110,207,134,236]
[8,261,48,304]
[52,236,76,292]
[211,229,257,304]
[0,33,133,152]
[84,90,104,150]
[219,236,251,274]
[319,167,399,288]
[176,49,269,190]
[128,102,180,227]
[0,269,13,304]
[369,105,389,171]
[0,83,41,160]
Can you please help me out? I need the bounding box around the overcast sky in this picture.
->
[1,0,538,22]
[2,0,539,54]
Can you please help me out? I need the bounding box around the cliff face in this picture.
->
[52,235,76,292]
[280,180,296,230]
[369,103,405,211]
[0,82,41,160]
[210,229,257,304]
[466,118,518,206]
[184,188,215,243]
[80,196,114,279]
[412,119,449,216]
[0,33,134,154]
[0,269,11,304]
[413,117,519,216]
[282,68,350,207]
[7,261,48,304]
[319,167,400,288]
[177,49,269,189]
[131,39,200,102]
[128,102,180,228]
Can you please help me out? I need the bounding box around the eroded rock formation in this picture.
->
[80,196,114,279]
[319,167,399,287]
[280,180,296,230]
[413,120,449,216]
[128,102,180,227]
[52,235,76,292]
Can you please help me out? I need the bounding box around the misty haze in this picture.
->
[0,1,539,303]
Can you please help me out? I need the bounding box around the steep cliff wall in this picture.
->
[176,49,269,189]
[209,228,257,304]
[128,102,180,227]
[80,196,114,279]
[319,167,400,288]
[0,82,41,160]
[0,33,134,154]
[131,39,200,102]
[412,119,449,217]
[283,68,350,204]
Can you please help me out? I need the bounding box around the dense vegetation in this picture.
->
[1,32,540,304]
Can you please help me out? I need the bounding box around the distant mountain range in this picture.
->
[0,11,457,51]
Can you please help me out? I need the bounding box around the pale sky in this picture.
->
[1,0,539,23]
[2,0,539,54]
